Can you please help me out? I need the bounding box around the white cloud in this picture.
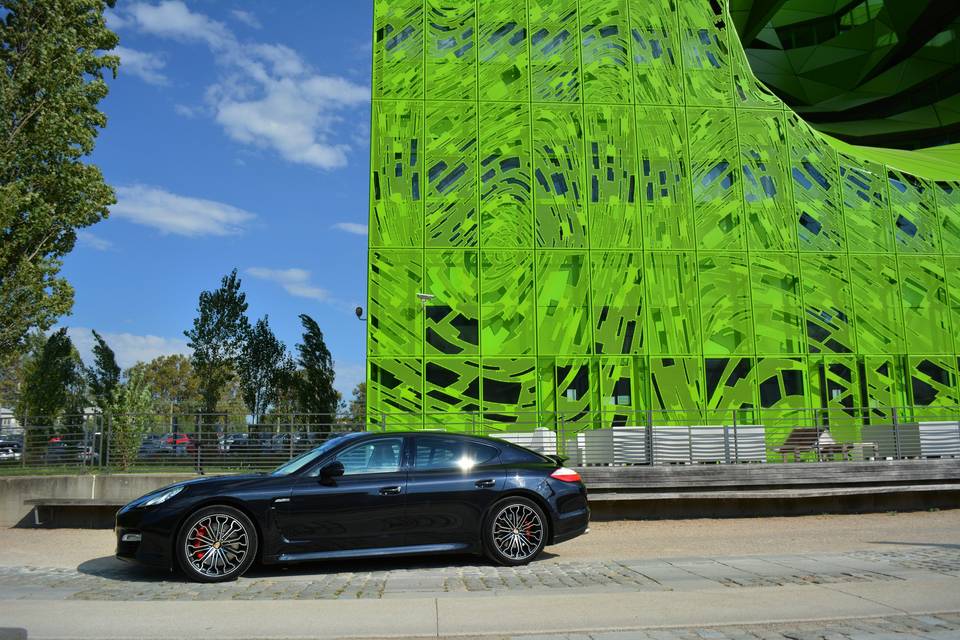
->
[174,103,201,118]
[246,267,330,302]
[332,222,368,236]
[115,46,169,86]
[118,1,369,170]
[231,9,262,30]
[112,185,255,237]
[69,328,191,370]
[76,231,113,251]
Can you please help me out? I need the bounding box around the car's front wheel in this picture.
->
[484,497,548,566]
[176,505,258,583]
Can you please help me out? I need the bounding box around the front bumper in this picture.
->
[115,504,177,569]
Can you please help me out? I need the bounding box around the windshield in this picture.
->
[269,432,364,476]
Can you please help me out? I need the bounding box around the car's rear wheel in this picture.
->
[176,505,258,583]
[483,497,547,566]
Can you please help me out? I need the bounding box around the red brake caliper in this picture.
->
[193,525,207,559]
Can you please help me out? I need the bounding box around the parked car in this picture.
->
[138,435,165,459]
[160,433,195,456]
[0,440,21,462]
[116,431,590,582]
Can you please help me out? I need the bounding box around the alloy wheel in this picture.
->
[491,503,544,562]
[184,513,249,578]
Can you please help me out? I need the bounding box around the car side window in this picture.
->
[414,437,499,471]
[333,438,404,476]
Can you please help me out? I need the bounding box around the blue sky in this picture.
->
[63,1,373,399]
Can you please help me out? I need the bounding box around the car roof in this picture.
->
[354,430,512,447]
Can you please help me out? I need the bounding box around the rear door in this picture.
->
[404,436,506,548]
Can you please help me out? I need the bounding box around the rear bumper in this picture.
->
[551,506,590,544]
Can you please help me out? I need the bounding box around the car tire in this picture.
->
[483,496,548,566]
[176,505,258,583]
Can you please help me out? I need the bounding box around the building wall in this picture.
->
[367,0,960,432]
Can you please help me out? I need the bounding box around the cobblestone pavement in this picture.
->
[0,546,957,601]
[506,612,960,640]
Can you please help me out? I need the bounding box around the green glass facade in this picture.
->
[367,0,960,430]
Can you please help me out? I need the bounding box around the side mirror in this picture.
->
[319,461,345,481]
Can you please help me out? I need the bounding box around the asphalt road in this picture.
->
[0,511,958,639]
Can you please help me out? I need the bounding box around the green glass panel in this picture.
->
[373,0,424,100]
[841,157,894,253]
[480,250,534,356]
[597,356,645,427]
[585,105,639,248]
[424,250,479,356]
[937,182,960,254]
[756,356,809,434]
[800,254,855,354]
[646,251,700,355]
[580,0,631,104]
[528,1,581,103]
[425,102,477,247]
[369,358,423,426]
[699,253,752,356]
[537,251,591,355]
[788,113,845,252]
[481,357,538,423]
[705,357,755,411]
[946,256,960,353]
[651,357,703,419]
[556,358,595,426]
[637,106,692,250]
[425,0,476,101]
[899,255,951,354]
[849,255,904,354]
[862,356,905,422]
[371,101,423,248]
[479,103,532,248]
[751,254,805,355]
[729,21,779,109]
[679,0,732,107]
[889,170,939,254]
[809,356,861,439]
[629,0,682,106]
[477,0,529,101]
[370,250,422,357]
[591,251,643,355]
[690,108,743,250]
[534,105,587,248]
[740,109,794,251]
[909,356,959,408]
[423,359,480,426]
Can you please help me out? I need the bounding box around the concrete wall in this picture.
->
[0,474,199,527]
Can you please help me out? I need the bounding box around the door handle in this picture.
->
[475,479,496,489]
[379,485,403,496]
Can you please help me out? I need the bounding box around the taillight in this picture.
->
[550,467,582,483]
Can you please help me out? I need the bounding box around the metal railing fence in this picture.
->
[1,405,959,472]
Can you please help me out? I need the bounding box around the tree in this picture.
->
[237,316,288,423]
[127,354,201,412]
[184,270,250,414]
[16,328,86,424]
[108,367,153,470]
[0,1,119,364]
[86,330,120,414]
[296,314,338,421]
[0,330,44,406]
[347,382,366,425]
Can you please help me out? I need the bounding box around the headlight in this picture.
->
[143,485,185,506]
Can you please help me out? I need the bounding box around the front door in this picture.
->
[404,435,506,548]
[278,436,408,553]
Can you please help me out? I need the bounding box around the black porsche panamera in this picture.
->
[116,431,590,582]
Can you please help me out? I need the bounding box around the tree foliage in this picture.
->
[87,330,120,413]
[0,0,119,364]
[108,366,153,470]
[347,382,366,425]
[16,328,86,423]
[126,354,201,412]
[184,270,251,414]
[237,315,289,423]
[296,314,338,420]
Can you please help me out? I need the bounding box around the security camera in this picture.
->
[355,306,364,319]
[416,293,435,303]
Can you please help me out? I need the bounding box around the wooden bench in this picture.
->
[772,428,852,462]
[24,498,126,527]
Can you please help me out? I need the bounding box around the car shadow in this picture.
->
[866,541,960,550]
[77,550,561,583]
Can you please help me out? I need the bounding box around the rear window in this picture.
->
[414,436,499,470]
[497,442,552,464]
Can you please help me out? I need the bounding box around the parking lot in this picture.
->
[1,511,959,639]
